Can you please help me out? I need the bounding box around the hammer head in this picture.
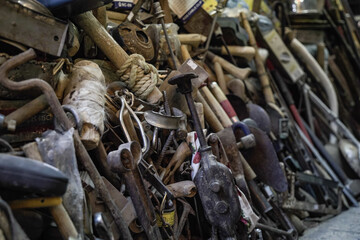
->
[168,72,198,94]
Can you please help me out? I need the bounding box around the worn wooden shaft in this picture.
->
[220,46,255,61]
[72,11,162,103]
[227,78,250,103]
[207,51,251,80]
[72,12,128,66]
[50,204,79,239]
[240,12,275,104]
[214,62,228,94]
[316,42,325,70]
[195,92,224,132]
[163,142,191,184]
[199,86,232,128]
[238,151,257,181]
[167,181,197,198]
[22,142,79,240]
[4,94,48,131]
[209,82,239,123]
[106,11,127,24]
[178,34,207,48]
[93,6,107,26]
[181,45,192,61]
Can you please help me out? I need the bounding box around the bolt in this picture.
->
[215,201,229,214]
[210,181,221,193]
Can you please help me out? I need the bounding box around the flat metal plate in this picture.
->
[0,0,68,56]
[144,110,182,129]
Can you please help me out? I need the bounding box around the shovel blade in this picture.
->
[235,126,288,192]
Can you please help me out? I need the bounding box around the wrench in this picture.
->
[107,141,162,239]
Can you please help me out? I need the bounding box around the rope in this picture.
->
[116,54,160,100]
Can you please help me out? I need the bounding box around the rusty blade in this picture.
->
[248,103,271,135]
[235,126,288,192]
[227,94,271,134]
[217,127,250,199]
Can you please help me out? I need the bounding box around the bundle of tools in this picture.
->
[0,0,359,239]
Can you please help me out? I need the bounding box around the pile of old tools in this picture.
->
[0,0,360,239]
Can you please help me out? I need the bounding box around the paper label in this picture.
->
[112,0,134,9]
[187,59,198,70]
[168,0,203,22]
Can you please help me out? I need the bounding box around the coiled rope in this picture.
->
[116,54,161,100]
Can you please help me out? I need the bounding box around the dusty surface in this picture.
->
[300,206,360,240]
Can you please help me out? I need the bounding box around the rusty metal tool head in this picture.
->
[234,124,288,193]
[169,72,241,239]
[226,93,272,135]
[216,127,250,198]
[107,141,162,239]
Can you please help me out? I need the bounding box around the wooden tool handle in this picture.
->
[195,92,224,132]
[4,94,48,131]
[209,82,239,123]
[50,204,79,239]
[239,151,257,181]
[22,142,79,239]
[199,86,232,128]
[227,78,250,103]
[166,181,197,198]
[181,45,192,61]
[220,46,255,61]
[214,62,229,94]
[72,12,128,66]
[72,11,162,103]
[240,12,275,104]
[316,42,325,70]
[207,51,251,80]
[163,142,191,184]
[178,34,207,48]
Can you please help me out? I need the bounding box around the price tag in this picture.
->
[112,0,134,9]
[168,0,203,22]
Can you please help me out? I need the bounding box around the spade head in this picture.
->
[234,126,288,192]
[248,103,271,134]
[227,94,271,134]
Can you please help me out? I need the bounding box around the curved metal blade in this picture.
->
[217,128,250,199]
[235,126,288,192]
[248,103,271,134]
[227,94,271,134]
[144,110,182,129]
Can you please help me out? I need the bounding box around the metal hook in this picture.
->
[118,95,148,153]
